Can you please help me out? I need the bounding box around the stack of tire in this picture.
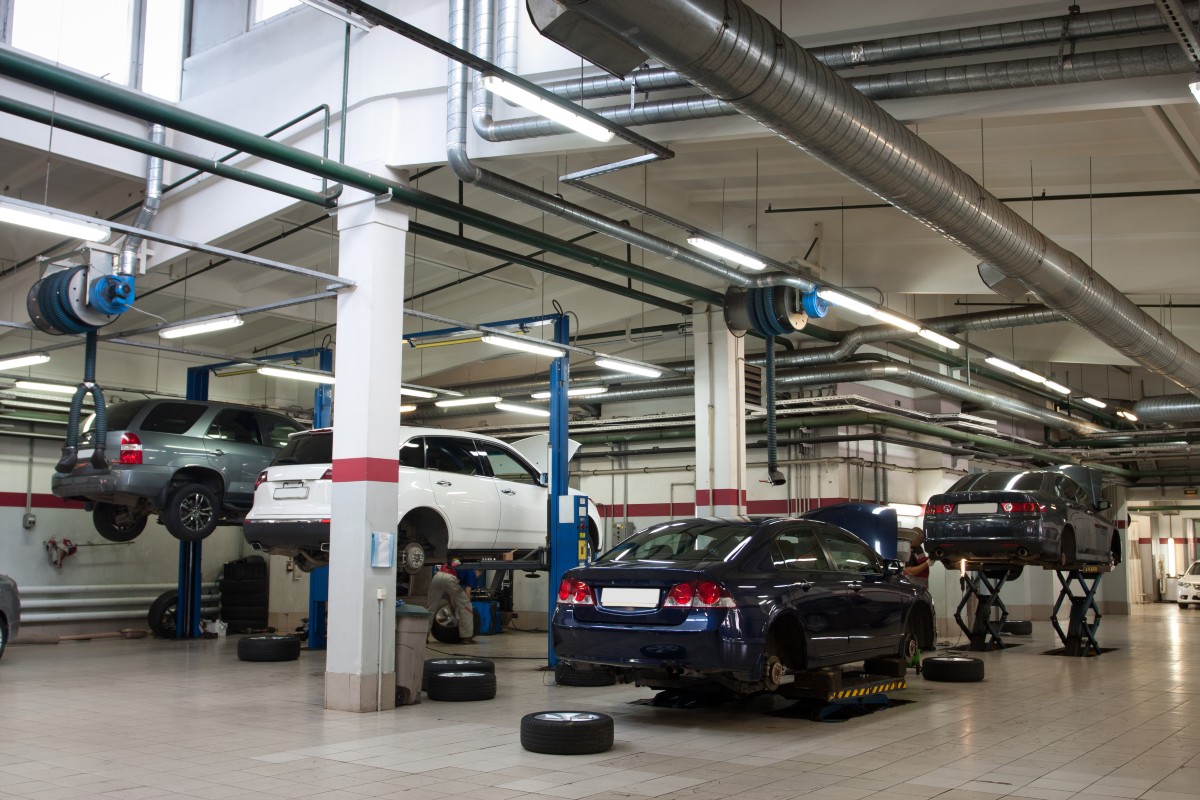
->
[220,555,268,633]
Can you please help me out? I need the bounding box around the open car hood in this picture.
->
[509,433,580,477]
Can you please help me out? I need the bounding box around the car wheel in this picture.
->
[148,590,178,638]
[237,634,301,662]
[431,604,481,644]
[0,614,7,661]
[92,503,147,542]
[1001,620,1033,636]
[425,671,497,701]
[899,615,920,662]
[922,655,985,682]
[164,483,219,542]
[520,711,614,755]
[1180,603,1190,610]
[1059,529,1076,569]
[401,540,426,575]
[423,657,493,684]
[555,662,616,687]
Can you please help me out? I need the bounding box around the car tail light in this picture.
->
[665,580,735,608]
[556,578,594,605]
[1001,501,1045,513]
[118,432,143,465]
[925,502,955,515]
[255,470,268,491]
[321,468,333,480]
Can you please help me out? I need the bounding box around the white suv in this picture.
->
[243,426,601,572]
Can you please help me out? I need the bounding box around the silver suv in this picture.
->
[51,399,305,542]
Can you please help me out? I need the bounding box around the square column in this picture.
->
[325,189,407,712]
[692,306,747,516]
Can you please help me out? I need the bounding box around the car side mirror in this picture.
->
[1096,500,1111,511]
[883,559,903,576]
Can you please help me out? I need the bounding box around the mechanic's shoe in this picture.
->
[459,638,477,645]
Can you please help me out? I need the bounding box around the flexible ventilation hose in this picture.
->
[55,331,107,473]
[764,335,784,486]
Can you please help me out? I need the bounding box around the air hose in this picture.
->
[56,331,108,474]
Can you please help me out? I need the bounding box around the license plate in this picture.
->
[273,487,308,500]
[958,503,998,514]
[600,587,660,608]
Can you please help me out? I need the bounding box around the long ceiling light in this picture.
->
[685,236,766,270]
[257,366,335,384]
[495,402,551,417]
[297,0,374,29]
[399,404,417,413]
[0,198,110,242]
[530,386,608,399]
[917,329,960,349]
[594,358,662,378]
[1081,397,1108,409]
[159,315,244,339]
[1042,380,1071,395]
[870,309,920,333]
[480,334,566,359]
[400,387,437,399]
[983,356,1020,374]
[0,354,51,372]
[1116,409,1138,422]
[816,289,875,316]
[14,380,76,394]
[435,395,502,408]
[481,75,614,142]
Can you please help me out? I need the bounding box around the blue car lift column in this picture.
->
[308,349,333,651]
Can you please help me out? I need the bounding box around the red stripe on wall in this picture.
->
[0,492,84,509]
[331,457,399,483]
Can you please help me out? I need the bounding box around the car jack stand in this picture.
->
[1051,568,1105,656]
[954,570,1010,651]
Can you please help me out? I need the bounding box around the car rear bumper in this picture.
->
[242,518,330,550]
[51,466,171,505]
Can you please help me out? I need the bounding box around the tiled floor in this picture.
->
[1,604,1198,799]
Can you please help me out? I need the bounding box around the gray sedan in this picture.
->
[0,574,19,661]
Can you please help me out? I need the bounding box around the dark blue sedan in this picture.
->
[552,517,935,695]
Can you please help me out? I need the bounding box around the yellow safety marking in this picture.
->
[578,541,588,559]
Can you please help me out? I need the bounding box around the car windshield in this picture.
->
[599,521,754,564]
[948,472,1049,492]
[272,431,331,465]
[1187,561,1200,577]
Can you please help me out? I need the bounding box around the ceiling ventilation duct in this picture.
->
[542,0,1200,397]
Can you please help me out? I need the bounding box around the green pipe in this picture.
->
[0,48,721,306]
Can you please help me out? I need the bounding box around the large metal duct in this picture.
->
[545,0,1200,395]
[119,123,165,275]
[1132,394,1200,422]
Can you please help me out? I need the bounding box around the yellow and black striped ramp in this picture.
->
[826,679,906,701]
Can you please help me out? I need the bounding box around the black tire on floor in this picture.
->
[93,503,147,542]
[219,597,269,613]
[520,711,614,755]
[163,482,220,542]
[430,605,482,644]
[237,635,301,662]
[425,671,496,701]
[1002,619,1033,636]
[922,655,985,682]
[148,590,178,638]
[555,661,617,687]
[219,578,268,598]
[422,657,494,691]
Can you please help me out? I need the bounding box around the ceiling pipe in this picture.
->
[119,123,165,275]
[548,0,1200,396]
[1132,394,1200,422]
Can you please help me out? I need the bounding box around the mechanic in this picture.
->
[903,528,930,589]
[428,558,476,644]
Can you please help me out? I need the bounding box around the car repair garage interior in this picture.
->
[3,0,1200,797]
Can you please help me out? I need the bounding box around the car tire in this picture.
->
[237,634,301,662]
[164,483,220,542]
[1059,529,1076,569]
[219,578,268,598]
[898,615,920,663]
[520,711,614,755]
[1002,620,1033,635]
[423,657,494,690]
[93,503,147,542]
[0,614,8,661]
[922,655,985,682]
[148,590,178,638]
[425,671,497,701]
[1180,603,1190,610]
[220,597,269,613]
[555,662,617,687]
[431,606,481,644]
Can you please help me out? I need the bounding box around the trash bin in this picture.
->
[395,603,430,706]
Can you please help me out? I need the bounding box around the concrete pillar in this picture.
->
[692,306,746,516]
[325,189,407,712]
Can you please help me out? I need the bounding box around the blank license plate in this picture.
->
[601,587,660,608]
[273,487,308,500]
[958,503,998,514]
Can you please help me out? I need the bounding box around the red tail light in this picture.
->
[255,470,268,491]
[666,582,693,606]
[925,502,955,515]
[1001,501,1045,513]
[556,578,594,605]
[665,580,735,608]
[321,468,333,480]
[118,432,143,465]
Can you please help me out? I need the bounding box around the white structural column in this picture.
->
[325,189,407,712]
[692,305,747,516]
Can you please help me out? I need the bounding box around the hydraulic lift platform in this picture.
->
[1050,563,1112,657]
[777,658,908,721]
[954,569,1013,651]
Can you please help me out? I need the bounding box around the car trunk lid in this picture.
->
[564,564,727,625]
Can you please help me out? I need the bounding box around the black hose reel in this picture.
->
[724,286,828,487]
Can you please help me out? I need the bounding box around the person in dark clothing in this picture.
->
[428,558,475,643]
[904,528,930,589]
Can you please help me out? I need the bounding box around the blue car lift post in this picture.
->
[954,569,1012,651]
[177,348,332,641]
[1051,564,1110,657]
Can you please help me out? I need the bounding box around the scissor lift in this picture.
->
[779,659,908,721]
[1051,564,1111,656]
[954,569,1012,651]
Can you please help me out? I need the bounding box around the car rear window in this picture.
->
[93,400,149,431]
[949,472,1049,492]
[599,522,753,564]
[139,402,207,434]
[273,432,332,465]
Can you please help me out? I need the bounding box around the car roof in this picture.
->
[289,425,513,448]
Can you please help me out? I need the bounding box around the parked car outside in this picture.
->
[244,427,602,573]
[923,469,1118,571]
[52,399,305,542]
[1179,561,1200,609]
[552,517,935,696]
[0,574,19,661]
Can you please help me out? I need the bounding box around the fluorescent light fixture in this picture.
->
[686,236,766,270]
[594,358,662,378]
[816,289,875,316]
[14,380,76,394]
[400,387,437,399]
[435,395,502,408]
[399,404,417,413]
[1116,409,1138,422]
[1,399,77,412]
[559,153,661,182]
[495,402,551,417]
[159,315,244,339]
[870,309,920,333]
[984,356,1021,374]
[917,329,960,349]
[530,386,608,399]
[0,198,110,242]
[480,334,565,359]
[1081,397,1107,409]
[1043,380,1071,395]
[1016,368,1047,384]
[257,366,335,384]
[0,353,51,372]
[297,0,373,29]
[481,75,614,142]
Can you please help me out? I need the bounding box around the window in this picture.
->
[599,521,753,564]
[399,438,425,469]
[139,403,206,435]
[424,437,483,476]
[820,529,882,574]
[273,431,331,466]
[254,0,302,23]
[142,0,186,101]
[770,528,830,571]
[13,0,135,85]
[206,409,262,445]
[950,471,1049,492]
[474,442,541,485]
[259,413,304,449]
[87,400,150,432]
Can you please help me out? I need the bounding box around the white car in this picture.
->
[1179,561,1200,609]
[243,426,601,572]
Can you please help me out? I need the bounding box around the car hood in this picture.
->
[508,434,581,476]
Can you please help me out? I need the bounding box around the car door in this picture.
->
[1056,476,1102,559]
[204,408,272,505]
[767,524,848,660]
[818,526,907,654]
[423,435,501,549]
[473,439,549,550]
